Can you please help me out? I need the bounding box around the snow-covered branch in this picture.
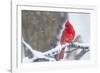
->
[22,38,56,62]
[22,37,89,62]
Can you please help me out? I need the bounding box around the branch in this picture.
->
[22,38,56,62]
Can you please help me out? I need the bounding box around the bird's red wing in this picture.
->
[57,21,75,60]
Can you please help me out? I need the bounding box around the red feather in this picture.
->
[60,21,75,44]
[58,21,75,60]
[58,48,65,60]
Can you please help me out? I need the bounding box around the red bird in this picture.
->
[58,21,76,60]
[60,21,75,45]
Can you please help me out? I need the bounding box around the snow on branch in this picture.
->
[22,38,56,62]
[22,37,89,62]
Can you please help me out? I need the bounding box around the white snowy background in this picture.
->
[68,13,90,60]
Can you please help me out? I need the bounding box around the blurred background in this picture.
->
[22,11,68,52]
[22,10,90,61]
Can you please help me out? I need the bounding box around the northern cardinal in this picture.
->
[58,21,76,60]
